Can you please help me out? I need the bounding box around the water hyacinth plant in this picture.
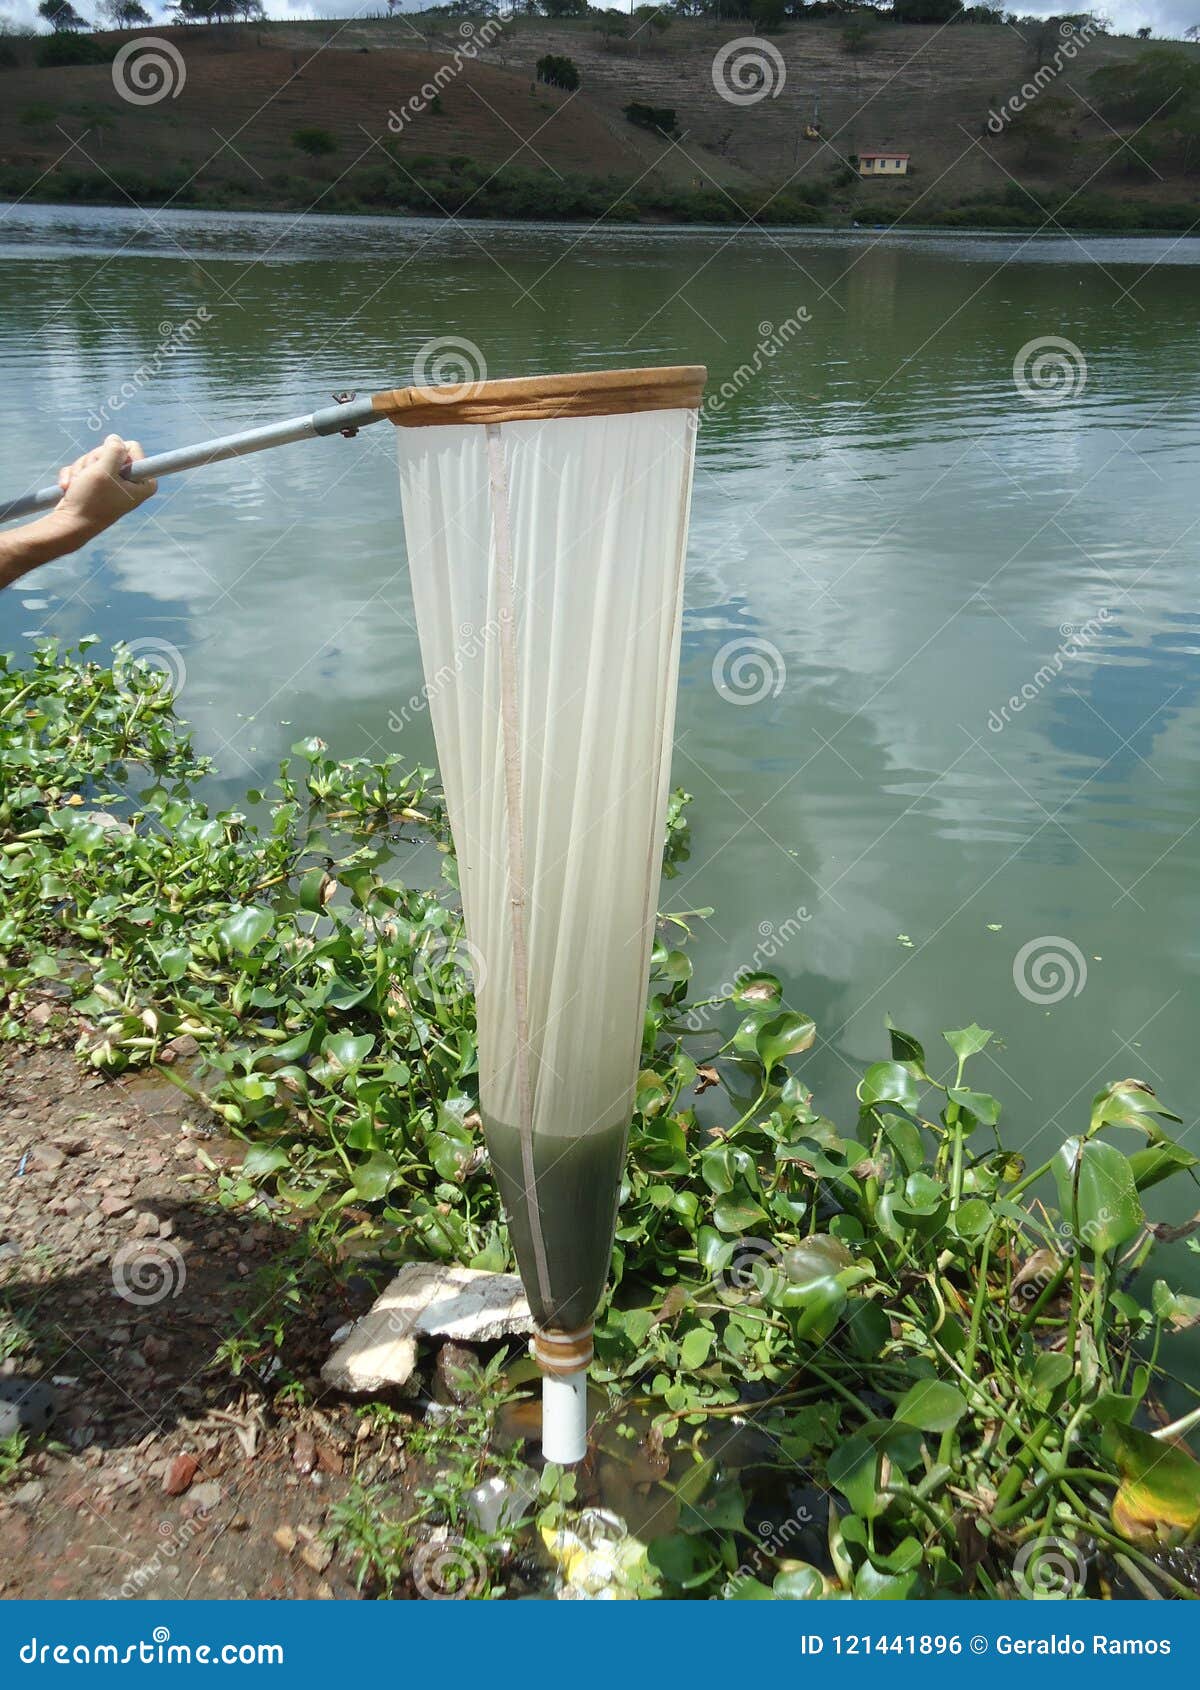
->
[2,638,1200,1600]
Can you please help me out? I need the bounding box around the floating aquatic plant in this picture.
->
[2,638,1199,1599]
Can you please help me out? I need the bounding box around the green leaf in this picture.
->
[1108,1423,1200,1545]
[943,1023,993,1060]
[755,1011,816,1073]
[679,1325,714,1369]
[352,1152,401,1202]
[857,1061,922,1111]
[885,1014,926,1070]
[827,1434,883,1519]
[647,1533,720,1591]
[947,1087,1001,1127]
[894,1379,967,1433]
[1128,1138,1200,1191]
[854,1560,919,1600]
[217,904,275,955]
[240,1144,289,1180]
[1152,1280,1200,1331]
[1053,1137,1144,1254]
[712,1193,767,1233]
[1090,1079,1181,1139]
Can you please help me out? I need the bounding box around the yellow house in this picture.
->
[858,150,910,177]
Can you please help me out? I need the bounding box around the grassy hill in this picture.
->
[1,13,1198,228]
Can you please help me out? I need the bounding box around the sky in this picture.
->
[2,0,1196,44]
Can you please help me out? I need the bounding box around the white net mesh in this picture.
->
[398,403,697,1328]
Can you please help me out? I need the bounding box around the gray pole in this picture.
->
[0,394,384,526]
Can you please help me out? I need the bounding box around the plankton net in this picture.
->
[389,367,705,1463]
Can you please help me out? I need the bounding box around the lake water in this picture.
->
[1,203,1198,1201]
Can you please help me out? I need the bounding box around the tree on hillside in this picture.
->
[541,0,586,15]
[536,51,580,88]
[38,0,89,29]
[99,0,153,24]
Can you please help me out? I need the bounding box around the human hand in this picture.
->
[53,434,157,541]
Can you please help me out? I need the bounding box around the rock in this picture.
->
[273,1525,297,1555]
[9,1481,44,1507]
[300,1540,332,1573]
[435,1341,479,1404]
[0,1378,56,1434]
[99,1195,131,1218]
[163,1454,198,1496]
[25,1003,55,1030]
[130,1211,160,1239]
[143,1335,170,1365]
[187,1481,221,1513]
[321,1264,530,1394]
[30,1144,66,1172]
[292,1430,316,1475]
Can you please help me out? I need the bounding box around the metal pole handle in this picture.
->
[0,395,384,526]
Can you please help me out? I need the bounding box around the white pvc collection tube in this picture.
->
[541,1367,589,1467]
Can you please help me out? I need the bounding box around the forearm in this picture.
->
[0,512,93,590]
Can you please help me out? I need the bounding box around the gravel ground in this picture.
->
[0,1006,427,1601]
